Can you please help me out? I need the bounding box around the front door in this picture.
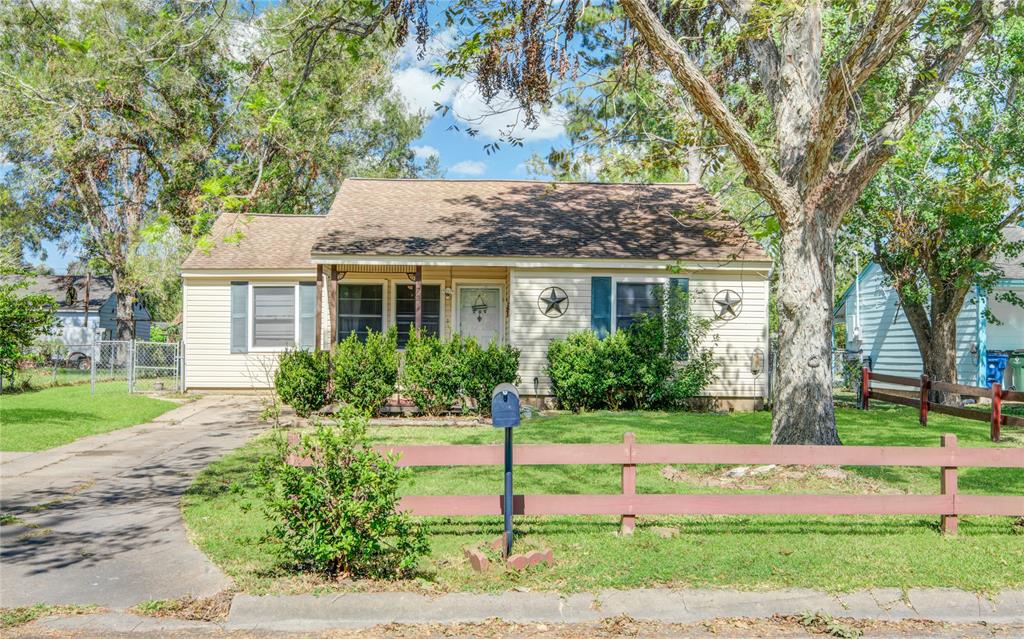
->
[457,286,503,345]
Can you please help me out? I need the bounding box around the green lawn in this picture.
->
[183,404,1024,595]
[0,382,180,451]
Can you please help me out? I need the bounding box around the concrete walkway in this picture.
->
[0,395,265,608]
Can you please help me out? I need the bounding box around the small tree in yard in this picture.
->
[258,409,428,579]
[0,278,57,389]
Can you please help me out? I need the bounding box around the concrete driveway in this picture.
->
[0,395,265,608]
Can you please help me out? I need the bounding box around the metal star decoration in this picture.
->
[538,287,568,317]
[713,289,742,321]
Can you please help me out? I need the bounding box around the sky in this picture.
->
[30,21,571,273]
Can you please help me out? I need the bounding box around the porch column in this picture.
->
[414,265,423,331]
[328,265,338,346]
[314,264,323,351]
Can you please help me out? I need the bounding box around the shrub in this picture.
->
[547,287,717,411]
[400,330,467,415]
[258,409,428,579]
[332,327,399,415]
[462,339,521,415]
[274,349,330,417]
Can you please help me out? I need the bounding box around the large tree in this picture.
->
[325,0,1013,443]
[857,15,1024,403]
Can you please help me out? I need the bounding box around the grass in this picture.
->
[0,382,180,451]
[0,604,100,629]
[182,403,1024,595]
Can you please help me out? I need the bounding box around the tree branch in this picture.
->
[619,0,799,225]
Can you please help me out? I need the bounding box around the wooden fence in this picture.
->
[861,367,1024,442]
[286,431,1023,536]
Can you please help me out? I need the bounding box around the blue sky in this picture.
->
[31,23,570,273]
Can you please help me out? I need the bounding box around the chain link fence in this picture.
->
[19,339,182,395]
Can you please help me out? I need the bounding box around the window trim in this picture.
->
[392,280,445,346]
[248,282,300,353]
[336,279,388,342]
[611,276,670,333]
[452,281,506,344]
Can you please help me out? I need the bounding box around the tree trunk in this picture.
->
[110,271,137,341]
[771,214,841,445]
[916,315,960,406]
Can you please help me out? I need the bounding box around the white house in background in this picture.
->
[180,179,772,409]
[3,274,152,365]
[835,225,1024,388]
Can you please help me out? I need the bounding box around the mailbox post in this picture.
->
[491,383,520,557]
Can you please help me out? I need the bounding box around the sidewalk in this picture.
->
[25,587,1024,635]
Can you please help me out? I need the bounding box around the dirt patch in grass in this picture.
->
[659,464,906,494]
[0,604,101,629]
[131,590,234,622]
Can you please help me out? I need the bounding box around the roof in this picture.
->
[181,213,328,270]
[995,225,1024,280]
[1,274,114,310]
[312,179,768,261]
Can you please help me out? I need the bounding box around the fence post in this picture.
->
[90,338,97,397]
[919,374,930,427]
[621,432,636,536]
[861,367,870,410]
[990,382,1002,442]
[940,433,958,535]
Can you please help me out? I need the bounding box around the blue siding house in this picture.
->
[835,226,1024,389]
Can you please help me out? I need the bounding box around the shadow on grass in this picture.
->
[1,409,103,428]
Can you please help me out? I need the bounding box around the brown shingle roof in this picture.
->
[181,213,327,270]
[313,179,768,261]
[1,275,114,310]
[995,225,1024,280]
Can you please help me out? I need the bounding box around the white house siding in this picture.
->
[844,263,981,387]
[509,267,770,401]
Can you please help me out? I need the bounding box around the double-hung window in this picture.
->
[615,282,662,331]
[395,283,441,348]
[338,284,384,342]
[252,285,296,348]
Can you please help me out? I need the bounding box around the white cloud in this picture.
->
[393,67,459,116]
[449,160,487,176]
[410,145,440,161]
[450,83,566,142]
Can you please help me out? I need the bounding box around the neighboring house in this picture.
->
[180,179,772,408]
[3,274,153,367]
[835,226,1024,388]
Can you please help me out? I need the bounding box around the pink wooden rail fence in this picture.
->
[286,431,1023,536]
[861,367,1024,442]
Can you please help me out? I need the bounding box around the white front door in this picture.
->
[457,286,503,345]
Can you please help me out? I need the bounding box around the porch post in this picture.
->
[315,264,323,351]
[414,265,423,331]
[328,266,338,346]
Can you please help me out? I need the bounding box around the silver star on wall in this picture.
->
[713,289,742,321]
[538,287,568,317]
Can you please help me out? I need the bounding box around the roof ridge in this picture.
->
[344,177,701,186]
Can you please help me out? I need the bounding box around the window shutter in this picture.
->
[230,281,248,354]
[670,277,690,358]
[298,282,317,349]
[591,276,612,338]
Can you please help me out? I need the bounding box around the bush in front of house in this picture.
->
[461,339,521,415]
[332,327,399,415]
[258,409,428,579]
[399,330,468,415]
[274,349,330,417]
[547,288,717,411]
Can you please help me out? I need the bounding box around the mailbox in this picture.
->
[491,383,520,428]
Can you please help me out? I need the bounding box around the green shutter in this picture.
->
[670,277,690,358]
[298,282,317,349]
[591,276,612,338]
[230,281,248,354]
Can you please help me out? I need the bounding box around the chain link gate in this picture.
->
[85,339,182,395]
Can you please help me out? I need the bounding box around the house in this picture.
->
[835,225,1024,388]
[3,274,152,365]
[180,179,772,408]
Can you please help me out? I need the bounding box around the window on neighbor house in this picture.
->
[615,282,661,331]
[252,285,296,348]
[395,283,441,348]
[338,284,384,342]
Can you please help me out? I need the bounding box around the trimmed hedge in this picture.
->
[332,327,399,415]
[274,349,330,417]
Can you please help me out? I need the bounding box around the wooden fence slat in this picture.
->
[1002,413,1024,428]
[957,495,1024,516]
[930,380,993,397]
[869,372,921,387]
[1002,389,1024,402]
[868,391,920,409]
[927,403,992,423]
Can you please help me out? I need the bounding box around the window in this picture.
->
[394,283,441,348]
[252,285,296,348]
[338,284,384,341]
[615,282,661,331]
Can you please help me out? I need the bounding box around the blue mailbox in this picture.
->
[491,383,521,428]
